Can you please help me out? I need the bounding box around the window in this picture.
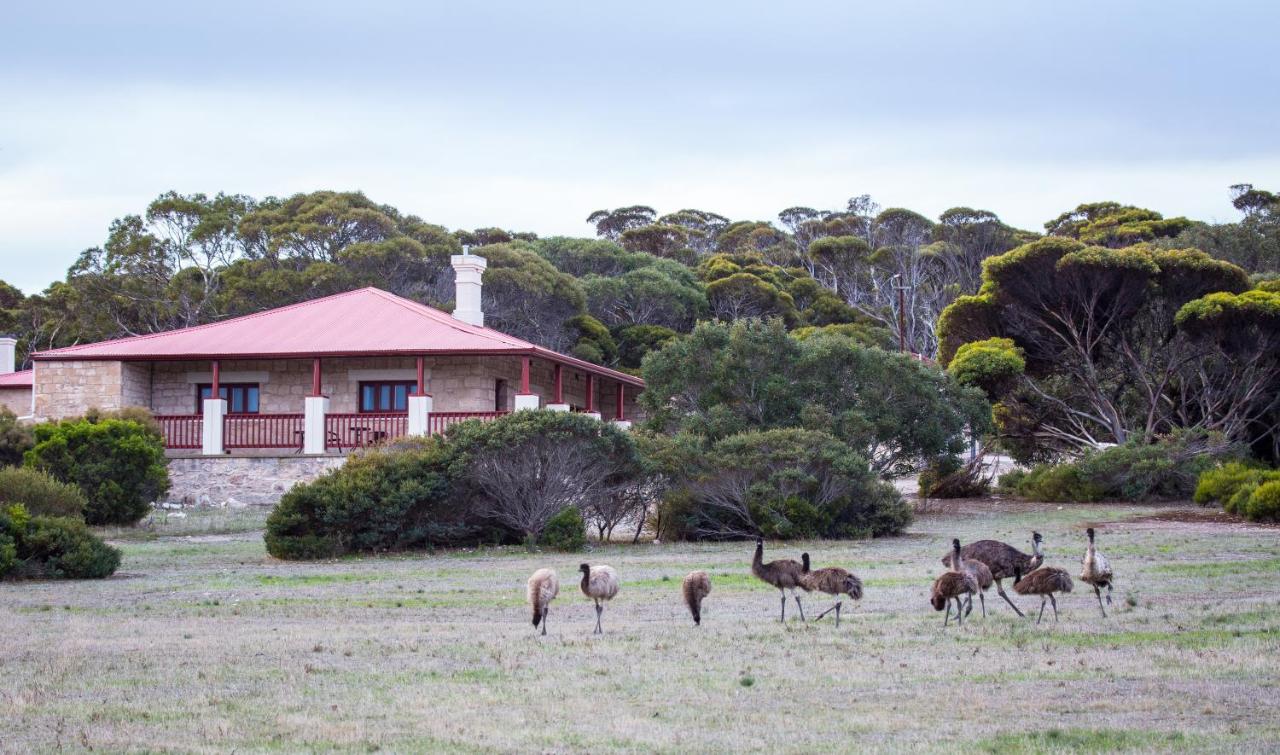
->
[197,384,260,414]
[495,379,508,412]
[359,381,416,413]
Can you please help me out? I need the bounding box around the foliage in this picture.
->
[1246,481,1280,521]
[472,242,588,352]
[918,455,991,499]
[0,466,88,518]
[1193,462,1280,520]
[565,314,617,365]
[26,415,169,525]
[669,429,909,540]
[946,337,1024,400]
[264,438,474,560]
[540,507,587,551]
[0,406,34,467]
[0,505,121,579]
[1045,202,1192,248]
[614,324,679,369]
[446,411,642,541]
[639,319,988,475]
[1004,432,1234,502]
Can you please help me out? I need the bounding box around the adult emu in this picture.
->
[579,563,619,635]
[1079,527,1114,617]
[942,532,1043,617]
[527,568,559,636]
[682,571,712,626]
[1014,566,1073,625]
[751,537,806,622]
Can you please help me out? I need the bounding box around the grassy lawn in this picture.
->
[3,500,1280,753]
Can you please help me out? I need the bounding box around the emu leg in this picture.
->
[814,603,839,621]
[835,601,842,628]
[779,593,787,623]
[1095,585,1107,618]
[996,580,1026,617]
[1037,596,1046,625]
[794,593,806,622]
[964,594,974,618]
[541,608,548,636]
[979,591,986,618]
[595,601,603,634]
[944,599,951,627]
[955,597,964,626]
[1050,593,1059,623]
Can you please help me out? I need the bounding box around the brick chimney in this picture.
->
[450,249,487,327]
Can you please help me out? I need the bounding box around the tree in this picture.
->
[448,411,642,542]
[586,206,657,240]
[582,260,707,331]
[473,243,588,352]
[937,237,1266,459]
[1045,202,1192,248]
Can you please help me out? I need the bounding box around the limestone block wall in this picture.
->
[33,360,140,419]
[163,455,347,507]
[0,387,30,415]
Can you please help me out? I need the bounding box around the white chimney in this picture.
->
[0,336,15,375]
[450,250,487,327]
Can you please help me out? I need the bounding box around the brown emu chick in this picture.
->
[942,531,1044,617]
[962,558,994,619]
[682,571,712,626]
[1013,566,1073,625]
[798,553,863,628]
[751,537,807,622]
[931,540,979,627]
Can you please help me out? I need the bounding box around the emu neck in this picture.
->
[753,541,763,570]
[952,547,964,573]
[580,567,590,594]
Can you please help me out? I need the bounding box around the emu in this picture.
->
[682,571,712,626]
[799,553,863,628]
[751,537,807,622]
[1079,527,1114,617]
[943,531,1044,617]
[527,568,559,636]
[960,557,994,619]
[1013,566,1073,625]
[931,539,980,627]
[579,563,619,635]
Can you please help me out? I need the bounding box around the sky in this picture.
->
[1,0,1278,294]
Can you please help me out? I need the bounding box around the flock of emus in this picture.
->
[526,529,1113,635]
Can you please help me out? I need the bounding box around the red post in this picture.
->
[615,382,625,421]
[553,364,563,404]
[585,375,594,412]
[520,356,531,394]
[311,357,323,397]
[416,356,427,396]
[210,360,220,397]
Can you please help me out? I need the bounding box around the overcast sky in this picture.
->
[2,1,1277,293]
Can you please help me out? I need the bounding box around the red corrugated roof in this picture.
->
[32,288,644,387]
[0,369,32,388]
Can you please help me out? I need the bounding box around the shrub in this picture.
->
[540,507,587,551]
[1246,481,1280,521]
[1193,462,1280,519]
[0,504,121,579]
[919,455,991,499]
[673,428,910,540]
[25,415,169,525]
[0,406,33,467]
[0,466,88,518]
[265,437,481,560]
[1006,433,1232,502]
[448,411,643,542]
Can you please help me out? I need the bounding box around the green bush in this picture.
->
[0,504,121,579]
[26,415,169,525]
[1246,481,1280,521]
[1193,462,1280,519]
[1005,433,1230,503]
[265,438,490,560]
[669,428,910,541]
[540,507,587,551]
[0,406,33,467]
[0,466,88,518]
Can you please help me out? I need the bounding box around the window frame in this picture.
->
[357,380,417,414]
[196,383,261,415]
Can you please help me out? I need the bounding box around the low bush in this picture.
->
[669,428,910,540]
[0,406,33,467]
[0,467,88,518]
[26,414,169,525]
[0,504,121,579]
[264,438,487,560]
[1003,433,1231,503]
[1246,481,1280,521]
[1194,462,1280,520]
[540,507,587,551]
[919,455,991,499]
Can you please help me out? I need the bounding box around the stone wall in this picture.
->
[0,386,30,415]
[34,361,124,419]
[163,454,348,507]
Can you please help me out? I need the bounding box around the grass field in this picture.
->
[4,500,1280,753]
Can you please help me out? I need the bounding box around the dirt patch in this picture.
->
[1125,508,1280,530]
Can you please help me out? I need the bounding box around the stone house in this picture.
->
[23,252,644,506]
